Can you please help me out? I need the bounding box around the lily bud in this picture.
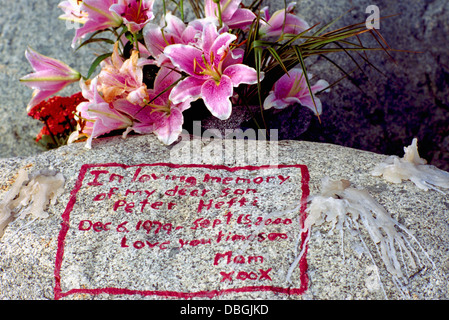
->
[20,47,81,111]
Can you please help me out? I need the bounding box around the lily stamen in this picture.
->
[147,102,171,115]
[193,57,207,76]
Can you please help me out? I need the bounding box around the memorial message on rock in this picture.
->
[54,163,310,299]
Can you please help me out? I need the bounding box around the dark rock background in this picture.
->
[199,0,449,171]
[298,0,449,171]
[1,0,448,171]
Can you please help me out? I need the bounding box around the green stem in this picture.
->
[133,32,140,57]
[213,0,223,29]
[43,118,58,146]
[179,0,184,21]
[162,0,167,25]
[66,116,75,132]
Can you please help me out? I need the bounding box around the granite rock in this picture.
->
[0,134,448,300]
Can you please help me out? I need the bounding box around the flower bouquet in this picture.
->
[20,0,388,149]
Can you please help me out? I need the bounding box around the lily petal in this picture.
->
[223,64,262,87]
[24,47,77,73]
[210,32,236,65]
[263,92,277,110]
[27,89,62,112]
[153,107,184,145]
[143,23,167,57]
[311,79,330,94]
[202,22,220,55]
[205,0,240,21]
[222,48,244,69]
[58,0,88,24]
[226,8,256,29]
[164,44,207,79]
[20,48,80,109]
[273,69,303,98]
[298,96,323,115]
[72,0,123,47]
[77,79,133,146]
[165,12,186,37]
[201,76,233,120]
[205,0,255,29]
[152,66,182,102]
[260,6,310,37]
[110,0,154,34]
[169,76,204,105]
[283,14,310,35]
[20,71,77,81]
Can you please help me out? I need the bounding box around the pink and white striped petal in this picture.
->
[201,75,233,120]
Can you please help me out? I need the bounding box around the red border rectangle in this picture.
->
[54,163,310,300]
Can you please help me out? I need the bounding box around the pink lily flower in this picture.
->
[263,68,329,115]
[260,2,309,38]
[184,16,225,40]
[143,12,187,66]
[72,0,123,47]
[110,0,155,34]
[164,23,262,120]
[58,0,88,24]
[115,67,190,144]
[147,67,190,144]
[204,0,256,29]
[143,13,220,66]
[20,47,81,111]
[97,42,149,106]
[70,78,133,148]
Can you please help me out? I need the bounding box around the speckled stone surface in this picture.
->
[0,134,448,300]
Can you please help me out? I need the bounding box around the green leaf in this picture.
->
[251,40,277,49]
[294,46,321,122]
[267,47,289,74]
[278,23,319,50]
[86,52,112,79]
[75,29,115,52]
[76,38,115,51]
[254,46,268,130]
[247,0,264,11]
[312,9,352,37]
[318,54,365,94]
